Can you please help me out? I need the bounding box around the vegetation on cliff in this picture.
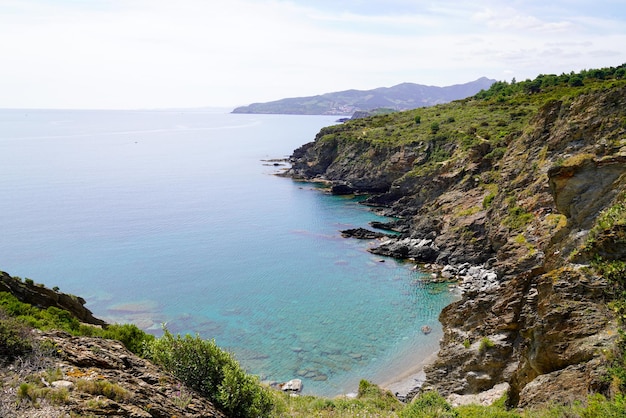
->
[286,63,626,411]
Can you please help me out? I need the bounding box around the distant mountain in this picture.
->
[232,77,496,115]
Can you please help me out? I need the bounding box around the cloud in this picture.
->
[472,7,575,32]
[0,0,625,108]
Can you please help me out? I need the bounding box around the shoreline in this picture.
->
[379,351,438,397]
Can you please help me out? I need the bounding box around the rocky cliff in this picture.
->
[0,272,106,327]
[285,73,626,407]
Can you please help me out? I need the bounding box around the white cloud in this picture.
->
[0,0,625,108]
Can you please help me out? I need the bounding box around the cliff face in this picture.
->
[286,81,626,407]
[0,271,106,327]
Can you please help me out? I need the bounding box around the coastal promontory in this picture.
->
[284,65,626,408]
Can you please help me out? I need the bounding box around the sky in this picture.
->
[1,0,626,109]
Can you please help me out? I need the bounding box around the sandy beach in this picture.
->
[380,351,438,396]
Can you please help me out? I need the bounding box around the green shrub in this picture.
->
[484,147,507,161]
[356,380,402,411]
[0,315,33,360]
[218,362,273,417]
[0,291,152,356]
[483,193,496,209]
[400,391,458,417]
[479,337,496,352]
[101,323,154,355]
[17,382,36,403]
[145,326,273,417]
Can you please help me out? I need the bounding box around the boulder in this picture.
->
[279,379,303,393]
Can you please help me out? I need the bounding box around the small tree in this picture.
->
[414,115,421,124]
[569,76,584,87]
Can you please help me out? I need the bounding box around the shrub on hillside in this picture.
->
[0,313,33,360]
[102,324,154,355]
[145,326,273,417]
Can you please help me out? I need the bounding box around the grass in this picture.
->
[75,378,130,402]
[504,206,534,230]
[16,382,70,407]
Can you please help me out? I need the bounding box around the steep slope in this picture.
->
[232,77,495,115]
[284,68,626,407]
[0,273,226,417]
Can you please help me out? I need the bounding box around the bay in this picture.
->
[0,109,456,396]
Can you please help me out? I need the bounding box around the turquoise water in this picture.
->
[0,109,456,396]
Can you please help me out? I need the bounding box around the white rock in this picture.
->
[51,380,74,390]
[281,379,303,392]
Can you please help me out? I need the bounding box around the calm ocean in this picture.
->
[0,109,456,396]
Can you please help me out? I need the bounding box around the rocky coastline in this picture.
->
[282,81,626,407]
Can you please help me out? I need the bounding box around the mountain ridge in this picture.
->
[232,77,496,115]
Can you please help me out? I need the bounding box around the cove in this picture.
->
[0,109,457,396]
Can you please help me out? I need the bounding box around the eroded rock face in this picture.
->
[548,155,626,228]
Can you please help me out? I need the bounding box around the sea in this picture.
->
[0,108,457,396]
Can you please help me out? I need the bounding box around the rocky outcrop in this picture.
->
[0,330,225,417]
[284,81,626,407]
[548,155,626,228]
[0,271,106,327]
[340,228,393,239]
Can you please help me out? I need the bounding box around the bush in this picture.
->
[357,380,402,411]
[0,314,33,360]
[145,326,273,417]
[101,323,154,355]
[0,291,156,360]
[479,337,496,352]
[218,362,273,417]
[400,391,458,417]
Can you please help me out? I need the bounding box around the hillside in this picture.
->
[285,65,626,408]
[232,77,495,115]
